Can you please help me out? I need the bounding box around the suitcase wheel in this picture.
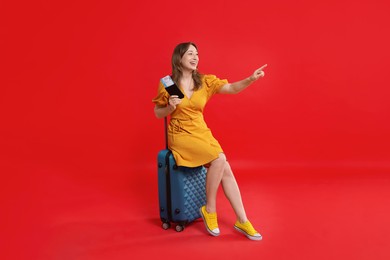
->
[162,222,171,230]
[175,224,185,232]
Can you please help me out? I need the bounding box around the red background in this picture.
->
[1,0,389,259]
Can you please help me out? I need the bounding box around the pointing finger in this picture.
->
[259,64,268,71]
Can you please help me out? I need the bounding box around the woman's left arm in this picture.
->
[219,64,267,94]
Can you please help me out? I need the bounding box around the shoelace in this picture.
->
[206,212,218,229]
[239,221,258,236]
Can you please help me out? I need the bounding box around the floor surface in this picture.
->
[2,162,389,260]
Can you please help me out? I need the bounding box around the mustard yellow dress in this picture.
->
[152,75,228,167]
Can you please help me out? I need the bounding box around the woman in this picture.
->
[152,42,267,240]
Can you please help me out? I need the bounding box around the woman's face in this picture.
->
[181,44,199,72]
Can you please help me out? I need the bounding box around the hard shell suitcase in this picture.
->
[157,118,207,232]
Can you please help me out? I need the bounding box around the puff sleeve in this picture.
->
[152,82,169,107]
[203,74,228,99]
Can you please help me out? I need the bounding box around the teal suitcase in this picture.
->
[157,118,207,232]
[157,149,206,231]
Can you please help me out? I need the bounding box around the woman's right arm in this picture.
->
[154,104,175,118]
[154,95,181,118]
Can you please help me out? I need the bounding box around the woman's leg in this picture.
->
[200,153,226,236]
[201,154,261,239]
[221,161,248,223]
[205,153,226,213]
[221,161,262,240]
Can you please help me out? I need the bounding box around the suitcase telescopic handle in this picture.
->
[164,117,168,150]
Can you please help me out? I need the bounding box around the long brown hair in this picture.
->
[171,42,202,91]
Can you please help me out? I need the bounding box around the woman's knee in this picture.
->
[210,153,227,168]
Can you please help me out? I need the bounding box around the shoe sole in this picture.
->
[234,226,262,241]
[199,208,220,237]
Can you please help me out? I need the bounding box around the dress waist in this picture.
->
[170,116,204,134]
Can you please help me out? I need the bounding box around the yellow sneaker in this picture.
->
[199,206,220,236]
[234,220,262,241]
